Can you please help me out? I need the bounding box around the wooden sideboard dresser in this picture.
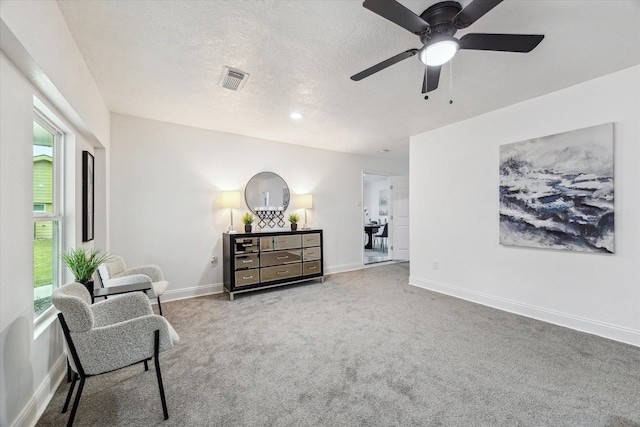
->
[223,229,323,300]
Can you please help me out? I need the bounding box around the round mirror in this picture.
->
[245,172,290,214]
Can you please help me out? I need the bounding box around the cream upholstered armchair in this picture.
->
[97,255,169,315]
[52,282,179,426]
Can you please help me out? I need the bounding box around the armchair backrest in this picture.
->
[97,255,127,282]
[51,282,94,332]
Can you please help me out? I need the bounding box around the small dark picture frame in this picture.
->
[82,151,94,242]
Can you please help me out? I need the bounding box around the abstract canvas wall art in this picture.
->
[499,123,614,253]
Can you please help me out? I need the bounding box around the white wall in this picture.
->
[1,2,110,425]
[110,114,409,300]
[0,0,110,146]
[409,65,640,346]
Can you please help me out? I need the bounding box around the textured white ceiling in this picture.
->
[56,0,640,160]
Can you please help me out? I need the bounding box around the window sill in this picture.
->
[34,306,59,339]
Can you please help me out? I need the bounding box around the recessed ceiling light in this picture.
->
[290,112,303,120]
[380,149,390,153]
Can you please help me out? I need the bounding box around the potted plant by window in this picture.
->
[288,213,300,231]
[241,212,254,233]
[61,248,111,296]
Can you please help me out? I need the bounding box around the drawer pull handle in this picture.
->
[242,259,253,263]
[276,256,289,260]
[308,266,317,270]
[242,275,254,279]
[242,243,253,247]
[276,271,288,275]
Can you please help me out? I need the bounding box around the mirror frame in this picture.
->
[244,172,290,215]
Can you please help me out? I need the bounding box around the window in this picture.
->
[33,112,63,318]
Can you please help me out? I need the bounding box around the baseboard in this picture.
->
[324,263,366,275]
[158,265,374,301]
[159,261,403,299]
[409,276,640,348]
[160,282,223,302]
[12,353,67,427]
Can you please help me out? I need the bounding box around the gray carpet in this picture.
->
[37,263,640,426]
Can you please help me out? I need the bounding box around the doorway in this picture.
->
[363,173,391,264]
[363,173,410,265]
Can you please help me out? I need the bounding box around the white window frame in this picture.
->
[33,108,64,322]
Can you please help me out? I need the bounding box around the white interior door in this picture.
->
[390,176,410,261]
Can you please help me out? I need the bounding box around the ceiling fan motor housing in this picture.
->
[419,1,462,42]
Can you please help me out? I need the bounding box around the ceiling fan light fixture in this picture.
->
[419,37,460,66]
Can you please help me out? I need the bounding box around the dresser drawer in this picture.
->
[261,235,302,251]
[302,233,321,248]
[261,264,302,283]
[234,269,260,287]
[303,247,321,261]
[303,261,321,276]
[234,237,260,254]
[260,249,301,267]
[235,254,259,270]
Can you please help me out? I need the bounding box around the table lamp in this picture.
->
[221,191,241,233]
[298,194,313,230]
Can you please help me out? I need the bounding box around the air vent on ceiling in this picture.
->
[218,66,249,91]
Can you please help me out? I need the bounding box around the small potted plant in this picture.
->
[241,212,254,233]
[61,248,111,296]
[288,213,300,231]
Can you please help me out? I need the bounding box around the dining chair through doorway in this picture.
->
[374,223,388,250]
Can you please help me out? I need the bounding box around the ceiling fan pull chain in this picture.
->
[449,60,453,103]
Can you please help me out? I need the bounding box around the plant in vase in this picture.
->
[241,212,254,233]
[61,248,111,296]
[288,213,300,231]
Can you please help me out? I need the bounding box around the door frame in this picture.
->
[362,171,392,263]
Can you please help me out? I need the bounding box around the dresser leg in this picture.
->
[229,292,234,301]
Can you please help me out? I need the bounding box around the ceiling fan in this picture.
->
[351,0,544,94]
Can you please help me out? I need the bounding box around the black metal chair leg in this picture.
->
[67,376,85,427]
[67,359,71,383]
[154,330,169,420]
[156,297,163,316]
[62,373,78,413]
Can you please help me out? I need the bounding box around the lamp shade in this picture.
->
[221,191,241,209]
[298,194,313,209]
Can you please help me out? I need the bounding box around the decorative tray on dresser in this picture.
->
[223,229,323,300]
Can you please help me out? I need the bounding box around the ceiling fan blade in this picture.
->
[453,0,503,29]
[363,0,430,34]
[351,49,419,81]
[426,65,441,93]
[422,68,427,94]
[460,33,544,52]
